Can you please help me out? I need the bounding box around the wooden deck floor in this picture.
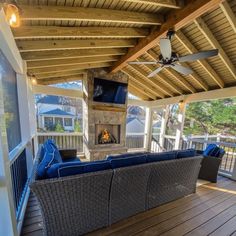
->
[21,177,236,236]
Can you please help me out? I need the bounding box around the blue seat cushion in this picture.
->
[147,152,176,163]
[107,152,148,161]
[45,139,62,163]
[47,160,111,178]
[176,149,196,159]
[110,155,147,169]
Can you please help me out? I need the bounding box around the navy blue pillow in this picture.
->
[39,145,45,163]
[146,152,176,163]
[46,139,62,163]
[47,160,111,178]
[110,155,147,169]
[203,144,217,156]
[176,149,196,159]
[107,152,148,161]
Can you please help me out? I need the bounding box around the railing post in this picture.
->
[144,107,153,151]
[230,159,236,181]
[159,105,169,151]
[203,133,209,150]
[174,102,186,150]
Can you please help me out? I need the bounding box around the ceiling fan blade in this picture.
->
[160,38,172,60]
[147,67,163,77]
[128,61,157,65]
[178,49,219,62]
[171,64,193,75]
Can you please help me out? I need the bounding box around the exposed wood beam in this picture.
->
[128,83,151,100]
[19,5,163,25]
[146,50,196,93]
[195,17,236,80]
[140,55,184,95]
[121,0,182,9]
[37,74,85,85]
[110,0,224,73]
[28,62,112,75]
[17,39,136,52]
[129,64,172,97]
[220,1,236,34]
[27,56,119,69]
[175,30,225,88]
[122,68,158,100]
[13,26,149,39]
[22,48,126,61]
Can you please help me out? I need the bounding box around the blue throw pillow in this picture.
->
[107,152,148,161]
[203,144,217,156]
[146,152,176,163]
[38,144,45,163]
[110,155,147,169]
[176,149,196,159]
[47,160,111,178]
[46,139,62,163]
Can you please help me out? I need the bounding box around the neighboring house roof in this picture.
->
[153,121,161,128]
[40,108,73,116]
[37,95,72,106]
[126,117,145,133]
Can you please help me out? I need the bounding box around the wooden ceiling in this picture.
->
[13,0,236,100]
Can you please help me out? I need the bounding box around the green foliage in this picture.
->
[54,122,64,132]
[184,98,236,135]
[74,120,81,132]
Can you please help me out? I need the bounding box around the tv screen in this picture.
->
[93,78,128,104]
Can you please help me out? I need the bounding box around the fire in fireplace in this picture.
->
[98,129,116,144]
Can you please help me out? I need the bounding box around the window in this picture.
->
[44,117,53,130]
[64,118,72,126]
[0,50,21,152]
[55,117,63,126]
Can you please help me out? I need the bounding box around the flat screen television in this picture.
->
[93,78,128,104]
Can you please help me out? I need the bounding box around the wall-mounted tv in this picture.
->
[93,78,128,105]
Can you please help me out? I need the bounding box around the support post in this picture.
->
[144,107,153,151]
[174,102,186,150]
[159,105,169,151]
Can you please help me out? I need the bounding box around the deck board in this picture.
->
[21,177,236,236]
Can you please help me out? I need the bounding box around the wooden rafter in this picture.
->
[175,30,225,88]
[28,62,112,75]
[110,0,224,73]
[17,39,137,52]
[27,56,119,69]
[128,83,151,100]
[13,26,149,39]
[122,68,158,100]
[37,74,85,85]
[21,48,127,61]
[121,0,182,9]
[146,50,196,93]
[129,64,172,97]
[19,5,163,26]
[220,1,236,34]
[194,17,236,80]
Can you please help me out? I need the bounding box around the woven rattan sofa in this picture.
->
[30,146,203,236]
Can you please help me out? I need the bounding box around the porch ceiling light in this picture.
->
[4,3,20,28]
[31,76,37,85]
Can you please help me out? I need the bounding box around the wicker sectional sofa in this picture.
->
[30,145,203,236]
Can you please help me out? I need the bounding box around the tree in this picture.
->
[74,120,81,132]
[54,122,64,132]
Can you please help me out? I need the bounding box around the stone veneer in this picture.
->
[83,69,128,161]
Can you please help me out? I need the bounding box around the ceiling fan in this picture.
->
[128,30,219,78]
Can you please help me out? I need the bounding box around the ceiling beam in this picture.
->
[129,64,172,97]
[27,56,119,69]
[194,17,236,81]
[110,0,224,73]
[175,30,225,88]
[22,48,126,61]
[19,5,163,25]
[122,68,158,100]
[17,39,136,52]
[128,83,152,100]
[28,62,112,75]
[146,50,196,93]
[13,26,149,39]
[37,74,85,85]
[220,1,236,34]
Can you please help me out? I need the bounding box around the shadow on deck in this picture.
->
[21,176,236,236]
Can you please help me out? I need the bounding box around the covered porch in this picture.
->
[1,0,236,235]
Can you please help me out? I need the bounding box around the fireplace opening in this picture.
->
[95,124,121,145]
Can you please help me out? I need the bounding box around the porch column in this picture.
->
[174,102,186,150]
[144,107,153,151]
[159,105,169,151]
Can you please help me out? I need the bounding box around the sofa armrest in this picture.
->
[196,150,204,155]
[59,149,77,160]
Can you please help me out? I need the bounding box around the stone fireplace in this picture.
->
[83,69,128,161]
